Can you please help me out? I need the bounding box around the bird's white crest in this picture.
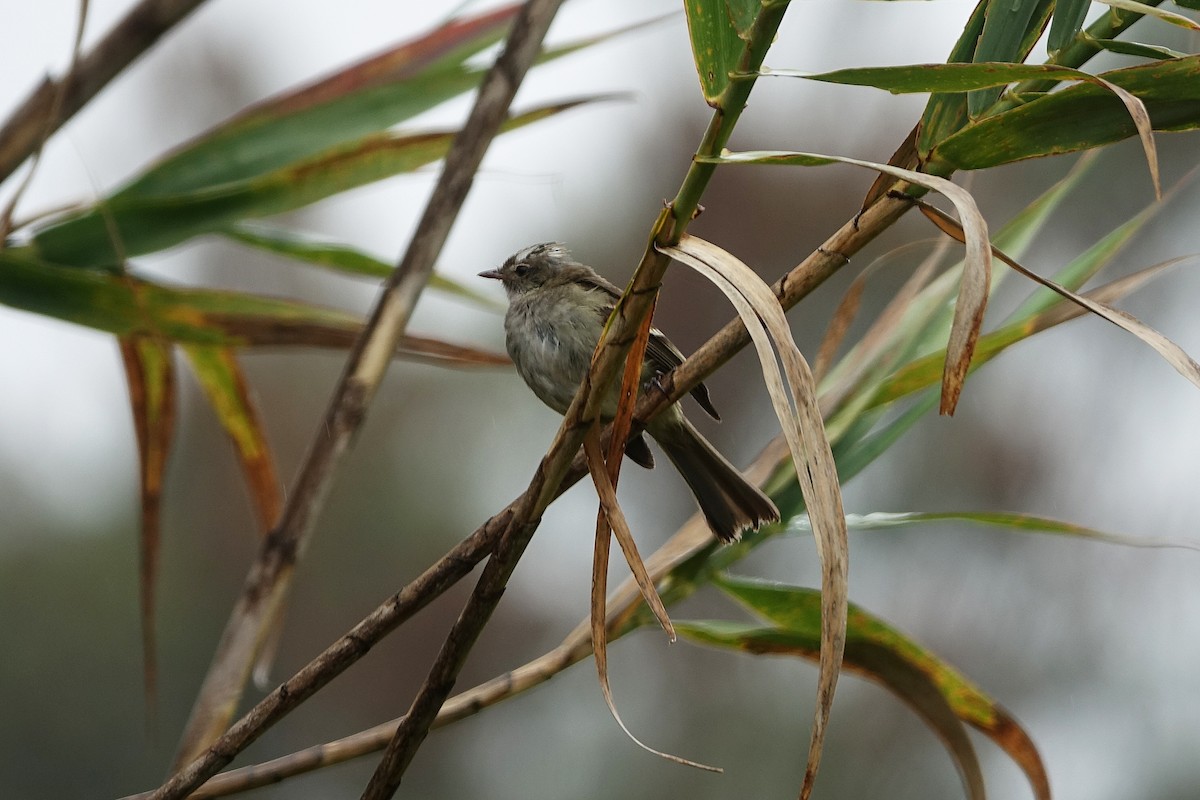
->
[513,242,570,264]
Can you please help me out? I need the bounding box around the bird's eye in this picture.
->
[513,263,531,277]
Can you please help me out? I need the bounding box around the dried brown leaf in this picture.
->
[658,235,848,800]
[1093,76,1160,200]
[118,335,177,711]
[920,202,1200,393]
[582,427,714,772]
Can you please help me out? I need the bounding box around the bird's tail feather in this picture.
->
[655,417,779,543]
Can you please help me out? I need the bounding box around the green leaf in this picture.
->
[113,8,647,202]
[725,0,762,37]
[118,6,521,199]
[1048,0,1092,53]
[223,223,501,308]
[918,0,990,155]
[819,154,1093,450]
[788,62,1121,94]
[0,248,355,341]
[873,256,1185,407]
[1082,35,1187,60]
[678,619,986,800]
[815,511,1200,551]
[930,55,1200,172]
[29,99,601,269]
[684,0,745,105]
[830,391,939,485]
[0,249,505,370]
[970,0,1053,115]
[682,574,1051,800]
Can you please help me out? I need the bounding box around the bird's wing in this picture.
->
[644,329,721,421]
[579,266,721,422]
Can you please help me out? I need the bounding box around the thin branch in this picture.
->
[154,0,568,790]
[0,0,208,187]
[357,2,567,795]
[141,448,783,799]
[358,9,800,793]
[118,188,914,800]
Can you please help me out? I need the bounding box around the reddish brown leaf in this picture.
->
[181,345,282,533]
[118,335,177,709]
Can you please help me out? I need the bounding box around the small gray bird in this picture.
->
[480,242,779,542]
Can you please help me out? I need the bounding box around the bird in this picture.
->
[480,242,779,542]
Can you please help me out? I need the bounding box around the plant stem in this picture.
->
[118,188,912,800]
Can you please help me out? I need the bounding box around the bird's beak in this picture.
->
[478,268,503,280]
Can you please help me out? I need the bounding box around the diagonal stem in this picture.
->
[356,7,570,793]
[121,187,912,800]
[167,0,568,780]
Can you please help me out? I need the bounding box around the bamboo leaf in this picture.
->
[703,149,992,415]
[679,619,982,800]
[921,203,1200,394]
[580,429,718,772]
[970,0,1053,115]
[918,0,990,155]
[223,223,501,308]
[684,0,745,105]
[811,511,1200,551]
[114,8,648,201]
[180,345,282,533]
[118,6,522,198]
[1082,35,1187,60]
[780,61,1146,94]
[31,100,605,269]
[0,250,508,366]
[1048,0,1092,53]
[659,236,846,800]
[683,573,1050,800]
[875,254,1195,407]
[824,153,1097,429]
[118,335,177,712]
[930,55,1200,174]
[170,344,283,762]
[773,62,1159,195]
[1009,196,1161,320]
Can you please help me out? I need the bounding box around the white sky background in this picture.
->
[2,2,1199,799]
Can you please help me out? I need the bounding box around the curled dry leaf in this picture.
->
[657,235,847,800]
[582,429,718,773]
[918,201,1200,394]
[702,150,992,415]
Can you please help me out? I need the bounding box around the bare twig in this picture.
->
[171,0,572,771]
[140,445,783,799]
[356,3,568,796]
[154,0,568,790]
[358,9,801,792]
[118,188,913,800]
[0,0,208,187]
